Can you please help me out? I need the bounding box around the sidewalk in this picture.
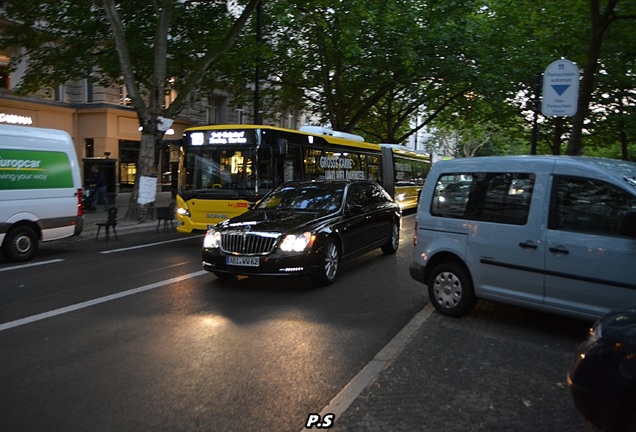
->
[78,190,176,239]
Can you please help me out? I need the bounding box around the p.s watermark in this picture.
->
[305,413,335,429]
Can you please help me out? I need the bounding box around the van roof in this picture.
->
[432,156,636,188]
[0,124,75,153]
[0,124,72,141]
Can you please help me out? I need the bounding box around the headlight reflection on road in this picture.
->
[199,314,232,329]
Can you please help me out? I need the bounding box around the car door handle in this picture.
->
[549,246,570,255]
[518,241,538,250]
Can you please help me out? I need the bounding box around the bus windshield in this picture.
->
[181,145,275,200]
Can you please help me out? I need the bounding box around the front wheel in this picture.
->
[2,225,38,262]
[311,238,340,286]
[427,262,475,317]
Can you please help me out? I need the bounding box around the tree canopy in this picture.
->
[0,0,260,219]
[1,0,635,161]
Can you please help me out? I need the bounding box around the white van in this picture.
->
[410,156,636,321]
[0,124,84,262]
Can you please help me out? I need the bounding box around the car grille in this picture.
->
[221,232,280,255]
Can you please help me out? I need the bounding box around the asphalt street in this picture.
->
[2,193,600,431]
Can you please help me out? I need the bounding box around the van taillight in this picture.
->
[413,221,417,246]
[77,188,84,216]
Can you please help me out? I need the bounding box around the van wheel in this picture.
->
[2,226,38,262]
[381,222,399,255]
[428,263,475,317]
[312,238,340,286]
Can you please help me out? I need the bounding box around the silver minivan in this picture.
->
[410,156,636,321]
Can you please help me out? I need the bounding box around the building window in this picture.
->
[85,138,95,157]
[207,96,227,124]
[0,49,10,89]
[85,78,93,103]
[54,85,64,102]
[0,66,9,89]
[237,107,246,124]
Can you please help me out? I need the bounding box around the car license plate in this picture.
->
[226,256,260,267]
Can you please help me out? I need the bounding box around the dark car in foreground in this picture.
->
[202,180,401,285]
[568,306,636,431]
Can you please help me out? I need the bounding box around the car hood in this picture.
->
[217,209,336,234]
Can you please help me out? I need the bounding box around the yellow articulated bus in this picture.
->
[176,125,429,233]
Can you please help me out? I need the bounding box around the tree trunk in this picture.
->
[125,131,158,222]
[567,0,617,155]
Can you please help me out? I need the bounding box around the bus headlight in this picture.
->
[203,230,222,249]
[177,206,190,217]
[280,232,315,252]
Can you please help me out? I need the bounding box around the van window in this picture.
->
[550,176,636,236]
[432,172,534,225]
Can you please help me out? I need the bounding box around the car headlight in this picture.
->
[280,232,315,252]
[203,230,222,248]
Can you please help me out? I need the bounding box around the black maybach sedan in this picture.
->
[568,306,636,431]
[202,180,401,285]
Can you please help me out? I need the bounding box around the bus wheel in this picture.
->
[2,225,38,262]
[312,238,340,286]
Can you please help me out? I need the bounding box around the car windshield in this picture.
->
[255,183,345,212]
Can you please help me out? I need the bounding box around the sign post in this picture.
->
[541,59,580,117]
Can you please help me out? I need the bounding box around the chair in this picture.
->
[156,202,175,233]
[95,207,118,241]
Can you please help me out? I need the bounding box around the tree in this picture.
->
[0,0,260,220]
[468,0,636,158]
[568,0,636,156]
[260,0,479,142]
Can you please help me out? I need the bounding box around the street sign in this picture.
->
[541,59,580,117]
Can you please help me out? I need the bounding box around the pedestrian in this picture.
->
[89,165,109,211]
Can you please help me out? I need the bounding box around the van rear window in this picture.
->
[432,172,535,225]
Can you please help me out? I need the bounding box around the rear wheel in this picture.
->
[312,238,340,286]
[427,262,475,317]
[381,221,399,255]
[2,225,38,262]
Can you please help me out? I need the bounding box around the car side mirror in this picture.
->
[618,211,636,238]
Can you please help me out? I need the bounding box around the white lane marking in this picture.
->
[304,303,435,430]
[0,270,208,332]
[0,259,65,272]
[100,236,202,254]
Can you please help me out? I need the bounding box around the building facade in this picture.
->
[0,46,306,191]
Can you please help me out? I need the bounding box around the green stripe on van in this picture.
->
[0,149,74,190]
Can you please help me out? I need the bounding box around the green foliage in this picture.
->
[1,0,634,159]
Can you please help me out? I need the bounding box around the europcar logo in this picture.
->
[0,149,73,190]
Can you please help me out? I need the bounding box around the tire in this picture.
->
[427,262,475,317]
[381,221,399,255]
[2,225,38,262]
[312,238,340,286]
